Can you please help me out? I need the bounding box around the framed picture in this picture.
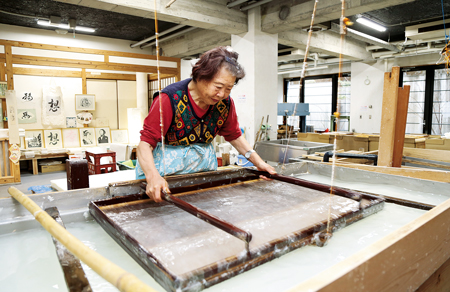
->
[95,127,111,145]
[44,129,63,149]
[75,94,96,111]
[111,129,129,144]
[62,128,80,148]
[0,81,6,98]
[79,128,96,147]
[66,116,77,128]
[25,130,43,149]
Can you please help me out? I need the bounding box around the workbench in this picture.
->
[20,152,68,175]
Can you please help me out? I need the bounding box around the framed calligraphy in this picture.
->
[75,94,96,111]
[17,109,37,124]
[45,94,62,116]
[44,129,63,149]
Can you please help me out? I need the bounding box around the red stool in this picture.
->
[85,150,116,175]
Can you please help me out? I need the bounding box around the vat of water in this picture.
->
[0,162,448,291]
[255,139,334,163]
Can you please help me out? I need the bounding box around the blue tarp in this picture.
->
[28,184,54,194]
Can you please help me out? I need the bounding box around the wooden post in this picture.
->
[0,63,6,129]
[5,45,13,90]
[378,67,400,167]
[392,85,410,167]
[81,68,87,94]
[0,62,5,81]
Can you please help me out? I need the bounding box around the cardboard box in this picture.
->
[326,133,369,151]
[368,135,426,151]
[40,163,66,173]
[426,138,450,150]
[297,133,329,143]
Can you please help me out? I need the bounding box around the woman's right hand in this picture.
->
[145,174,170,203]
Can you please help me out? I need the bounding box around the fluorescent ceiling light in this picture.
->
[356,17,386,32]
[74,26,96,33]
[37,20,96,33]
[278,65,329,75]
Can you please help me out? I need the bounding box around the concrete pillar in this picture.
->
[136,72,149,119]
[231,6,278,147]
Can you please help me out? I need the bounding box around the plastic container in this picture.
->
[117,159,136,170]
[236,155,254,167]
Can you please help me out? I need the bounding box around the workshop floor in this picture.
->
[0,170,67,198]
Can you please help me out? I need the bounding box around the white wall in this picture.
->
[350,61,385,133]
[118,80,137,129]
[350,54,441,134]
[181,59,196,80]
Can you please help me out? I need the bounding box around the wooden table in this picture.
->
[20,152,68,175]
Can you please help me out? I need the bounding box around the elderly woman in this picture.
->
[136,46,275,202]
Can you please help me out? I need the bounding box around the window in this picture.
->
[432,69,450,135]
[402,70,426,134]
[401,65,450,135]
[148,77,177,111]
[304,78,333,131]
[282,74,351,132]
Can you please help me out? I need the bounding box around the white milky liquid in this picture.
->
[0,202,425,292]
[294,173,448,206]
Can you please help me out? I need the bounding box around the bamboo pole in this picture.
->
[8,187,157,292]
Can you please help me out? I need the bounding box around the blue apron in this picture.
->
[135,142,218,179]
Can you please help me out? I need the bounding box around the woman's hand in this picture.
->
[254,160,276,181]
[145,174,170,203]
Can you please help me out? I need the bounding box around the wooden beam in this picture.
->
[81,69,87,94]
[402,158,450,171]
[296,196,450,292]
[378,66,400,167]
[327,163,450,183]
[403,147,450,164]
[5,45,13,90]
[86,72,136,81]
[149,73,177,81]
[0,39,180,62]
[12,55,178,74]
[0,62,5,81]
[12,67,137,81]
[392,85,411,167]
[13,67,82,78]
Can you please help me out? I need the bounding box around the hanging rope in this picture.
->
[442,0,449,42]
[280,0,319,173]
[154,0,166,177]
[326,0,350,234]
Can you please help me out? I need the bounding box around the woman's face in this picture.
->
[197,66,236,106]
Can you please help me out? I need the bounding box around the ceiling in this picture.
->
[0,0,449,61]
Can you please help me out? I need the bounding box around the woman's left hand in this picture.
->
[255,161,276,180]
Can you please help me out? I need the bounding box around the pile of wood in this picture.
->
[277,125,296,139]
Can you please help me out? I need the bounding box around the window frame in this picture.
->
[400,64,447,134]
[283,72,350,132]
